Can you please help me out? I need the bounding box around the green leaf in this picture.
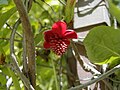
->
[108,0,120,24]
[64,0,76,23]
[1,67,10,76]
[0,73,6,85]
[0,7,16,30]
[8,68,21,90]
[0,0,8,5]
[0,86,6,90]
[109,57,120,68]
[1,28,11,38]
[36,85,41,90]
[41,11,49,20]
[34,32,44,45]
[115,69,120,79]
[112,0,120,5]
[83,26,120,65]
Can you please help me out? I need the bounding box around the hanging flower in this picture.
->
[43,21,77,56]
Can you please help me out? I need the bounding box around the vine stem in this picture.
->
[10,19,34,90]
[6,22,23,38]
[59,55,63,90]
[51,58,59,90]
[113,16,118,29]
[71,40,101,75]
[13,0,36,88]
[69,64,120,90]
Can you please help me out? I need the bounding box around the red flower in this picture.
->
[43,21,77,56]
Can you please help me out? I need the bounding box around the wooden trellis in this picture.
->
[73,0,111,90]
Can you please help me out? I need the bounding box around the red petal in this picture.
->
[63,39,70,45]
[52,21,67,37]
[44,30,53,42]
[43,41,51,49]
[64,30,78,39]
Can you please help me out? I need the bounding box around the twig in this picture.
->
[69,64,120,90]
[59,56,63,90]
[42,0,56,14]
[102,79,113,90]
[10,19,21,52]
[33,0,55,22]
[24,0,33,12]
[71,40,101,75]
[10,19,34,90]
[70,41,84,68]
[51,58,59,90]
[13,0,36,88]
[6,22,23,38]
[22,0,28,76]
[108,77,120,83]
[22,28,28,90]
[22,32,28,79]
[58,0,66,5]
[0,37,21,42]
[113,16,118,29]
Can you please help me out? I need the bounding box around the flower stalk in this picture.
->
[51,58,59,90]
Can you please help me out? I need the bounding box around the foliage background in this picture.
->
[0,0,68,90]
[0,0,120,90]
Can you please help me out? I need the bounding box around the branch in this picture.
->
[51,58,59,90]
[70,41,84,69]
[113,16,118,29]
[101,80,112,90]
[59,57,63,90]
[6,22,23,38]
[10,19,21,52]
[0,37,21,42]
[107,77,120,83]
[10,19,34,90]
[22,31,28,81]
[71,40,101,75]
[58,0,66,5]
[13,0,36,89]
[69,64,120,90]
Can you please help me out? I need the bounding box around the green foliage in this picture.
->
[65,0,76,23]
[84,25,120,84]
[36,56,67,90]
[0,0,120,89]
[0,0,8,5]
[34,31,44,45]
[0,0,68,89]
[112,0,120,5]
[0,7,16,30]
[108,0,120,24]
[0,66,10,76]
[0,73,6,86]
[84,26,120,65]
[0,0,9,8]
[8,68,21,90]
